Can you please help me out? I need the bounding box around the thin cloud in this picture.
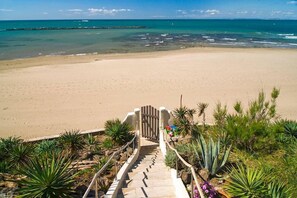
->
[237,11,248,14]
[204,9,220,15]
[88,8,132,15]
[176,10,188,15]
[272,10,295,15]
[178,9,220,18]
[0,9,14,12]
[287,1,297,4]
[67,9,83,12]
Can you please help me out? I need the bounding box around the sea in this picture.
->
[0,19,297,60]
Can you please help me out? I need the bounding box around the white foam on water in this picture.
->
[76,53,87,56]
[252,41,277,45]
[289,43,297,46]
[202,36,210,39]
[161,34,168,37]
[207,39,215,42]
[222,38,237,41]
[278,33,294,36]
[285,36,297,39]
[226,42,247,45]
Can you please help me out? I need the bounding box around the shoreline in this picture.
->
[1,46,297,71]
[1,47,297,138]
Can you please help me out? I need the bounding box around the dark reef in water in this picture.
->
[6,26,147,31]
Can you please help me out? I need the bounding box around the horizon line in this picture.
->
[1,18,297,21]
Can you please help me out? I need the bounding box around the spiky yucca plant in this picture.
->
[268,181,289,198]
[9,143,34,169]
[0,136,22,160]
[225,165,291,198]
[172,106,196,137]
[105,119,133,145]
[225,165,267,198]
[18,156,75,198]
[197,102,209,127]
[59,130,85,156]
[194,134,231,177]
[85,134,98,153]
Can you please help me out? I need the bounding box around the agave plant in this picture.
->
[18,156,75,198]
[225,165,267,198]
[59,130,85,156]
[105,119,133,145]
[194,134,231,177]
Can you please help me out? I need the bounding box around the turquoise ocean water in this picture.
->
[0,19,297,60]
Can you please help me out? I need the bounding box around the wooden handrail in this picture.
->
[165,139,205,198]
[82,132,137,198]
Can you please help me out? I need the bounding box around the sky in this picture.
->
[0,0,297,20]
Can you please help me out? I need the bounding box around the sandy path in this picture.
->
[0,48,297,138]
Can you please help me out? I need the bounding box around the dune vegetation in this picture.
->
[165,88,297,198]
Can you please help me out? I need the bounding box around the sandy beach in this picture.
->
[0,47,297,139]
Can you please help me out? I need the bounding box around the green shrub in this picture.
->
[176,143,198,166]
[102,138,113,149]
[213,88,281,152]
[85,134,98,154]
[93,156,113,172]
[165,150,177,168]
[18,156,75,197]
[105,119,133,145]
[35,139,61,157]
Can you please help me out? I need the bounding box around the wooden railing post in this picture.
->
[191,173,193,198]
[95,178,98,198]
